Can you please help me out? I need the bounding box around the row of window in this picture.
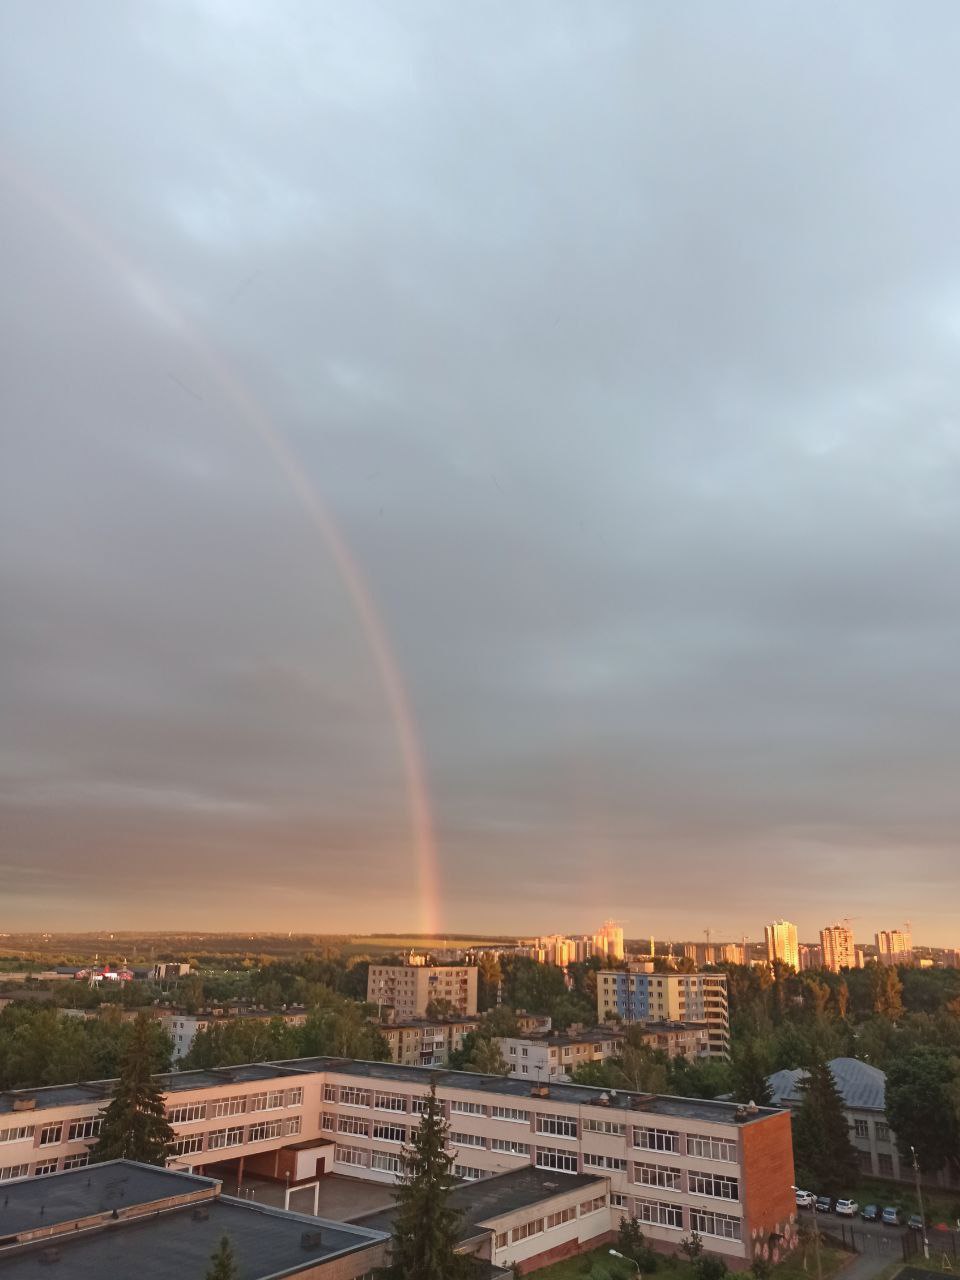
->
[633,1164,739,1200]
[37,1119,103,1148]
[0,1153,91,1184]
[634,1127,737,1163]
[852,1118,890,1141]
[166,1088,303,1126]
[492,1196,608,1250]
[323,1087,428,1112]
[173,1116,301,1156]
[0,1125,35,1145]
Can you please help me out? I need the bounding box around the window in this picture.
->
[611,1193,628,1209]
[207,1127,244,1150]
[373,1122,406,1143]
[536,1115,577,1139]
[878,1153,894,1175]
[286,1116,302,1136]
[634,1163,682,1191]
[67,1117,102,1142]
[511,1218,545,1242]
[546,1206,577,1229]
[286,1087,303,1106]
[411,1097,430,1115]
[450,1131,485,1148]
[634,1127,680,1153]
[584,1152,627,1172]
[321,1112,335,1131]
[492,1138,529,1155]
[374,1092,406,1112]
[248,1120,283,1142]
[210,1096,246,1118]
[536,1146,578,1173]
[371,1150,401,1173]
[451,1100,484,1116]
[338,1115,369,1137]
[0,1126,34,1144]
[584,1118,624,1136]
[340,1087,371,1108]
[39,1125,62,1147]
[174,1133,204,1155]
[0,1165,29,1182]
[636,1199,684,1229]
[689,1171,739,1201]
[579,1195,607,1214]
[336,1145,368,1168]
[690,1209,742,1241]
[63,1153,90,1170]
[454,1164,486,1181]
[323,1084,337,1103]
[168,1103,206,1124]
[876,1122,890,1142]
[686,1134,737,1162]
[34,1160,59,1176]
[853,1119,869,1139]
[495,1232,509,1249]
[491,1106,529,1123]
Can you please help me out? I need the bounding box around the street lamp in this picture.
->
[792,1186,823,1280]
[609,1249,641,1275]
[910,1146,930,1260]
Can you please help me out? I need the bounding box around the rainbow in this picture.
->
[3,158,442,934]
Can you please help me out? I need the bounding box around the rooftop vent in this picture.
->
[530,1085,550,1098]
[746,1100,759,1113]
[598,1092,610,1107]
[734,1105,748,1122]
[301,1230,324,1250]
[12,1097,36,1112]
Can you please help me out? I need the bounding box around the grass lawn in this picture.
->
[849,1178,960,1226]
[534,1243,851,1280]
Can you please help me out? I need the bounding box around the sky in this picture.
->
[3,2,960,943]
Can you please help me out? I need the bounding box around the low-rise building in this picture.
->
[498,1029,624,1082]
[159,1007,311,1060]
[632,1021,712,1060]
[367,963,478,1018]
[379,1017,481,1067]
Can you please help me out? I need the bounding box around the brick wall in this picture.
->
[741,1111,798,1267]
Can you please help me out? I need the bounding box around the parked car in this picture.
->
[908,1214,925,1232]
[796,1190,816,1209]
[881,1207,903,1226]
[861,1204,880,1222]
[815,1196,834,1214]
[835,1199,859,1217]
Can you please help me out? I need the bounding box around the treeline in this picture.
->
[0,1006,171,1091]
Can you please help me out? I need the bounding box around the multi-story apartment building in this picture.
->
[379,1017,480,1067]
[681,942,745,967]
[633,1021,712,1061]
[819,924,856,974]
[499,1029,624,1082]
[596,969,730,1056]
[0,1057,795,1268]
[160,1008,312,1061]
[366,964,478,1018]
[764,921,799,972]
[521,922,626,968]
[875,929,913,966]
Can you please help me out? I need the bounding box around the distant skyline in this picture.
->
[4,3,960,938]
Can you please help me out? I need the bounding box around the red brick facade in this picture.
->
[741,1109,798,1266]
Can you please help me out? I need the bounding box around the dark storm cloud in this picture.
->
[3,1,960,939]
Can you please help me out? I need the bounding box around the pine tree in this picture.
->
[791,1057,858,1195]
[93,1013,175,1164]
[730,1039,773,1106]
[205,1235,239,1280]
[381,1078,469,1280]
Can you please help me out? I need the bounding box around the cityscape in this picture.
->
[4,3,960,1280]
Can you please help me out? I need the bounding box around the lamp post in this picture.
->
[910,1146,930,1259]
[609,1249,641,1276]
[793,1186,823,1280]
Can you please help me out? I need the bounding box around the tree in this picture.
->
[380,1079,469,1280]
[617,1216,659,1271]
[425,997,456,1021]
[448,1030,509,1075]
[205,1235,239,1280]
[730,1039,773,1106]
[886,1046,960,1175]
[865,964,904,1019]
[476,954,502,1012]
[790,1057,859,1195]
[93,1013,175,1165]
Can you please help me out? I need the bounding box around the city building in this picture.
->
[681,942,745,967]
[632,1021,712,1060]
[875,929,913,967]
[596,968,730,1056]
[498,1029,624,1082]
[153,961,192,981]
[593,921,625,962]
[819,924,856,974]
[764,921,799,972]
[160,1007,311,1061]
[0,1056,795,1267]
[798,945,822,971]
[379,1017,481,1067]
[0,1159,389,1278]
[366,963,478,1018]
[520,922,626,968]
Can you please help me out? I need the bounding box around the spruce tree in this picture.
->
[381,1078,469,1280]
[205,1235,239,1280]
[730,1039,774,1106]
[93,1013,175,1164]
[791,1057,858,1194]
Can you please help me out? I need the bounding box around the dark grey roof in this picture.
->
[352,1165,606,1244]
[767,1057,887,1112]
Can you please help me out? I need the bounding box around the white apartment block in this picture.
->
[367,964,478,1018]
[0,1056,796,1268]
[875,929,913,966]
[499,1030,623,1082]
[597,969,730,1056]
[764,921,799,971]
[819,924,856,973]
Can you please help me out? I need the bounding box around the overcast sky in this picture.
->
[3,2,960,943]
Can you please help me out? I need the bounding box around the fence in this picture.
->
[825,1223,924,1262]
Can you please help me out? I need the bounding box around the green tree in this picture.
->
[790,1057,858,1195]
[205,1235,239,1280]
[865,964,904,1018]
[476,954,502,1012]
[730,1039,773,1106]
[380,1079,469,1280]
[93,1013,175,1165]
[886,1046,960,1175]
[448,1030,509,1075]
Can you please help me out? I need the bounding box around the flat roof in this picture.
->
[354,1165,606,1243]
